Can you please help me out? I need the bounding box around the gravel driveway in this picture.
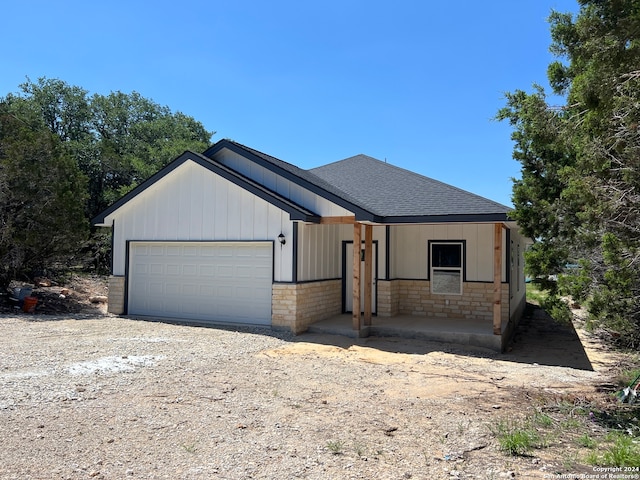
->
[0,313,612,479]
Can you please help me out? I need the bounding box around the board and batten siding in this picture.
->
[390,223,507,282]
[296,223,387,282]
[106,160,294,282]
[508,227,528,320]
[214,148,354,218]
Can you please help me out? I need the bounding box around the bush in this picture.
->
[541,295,573,324]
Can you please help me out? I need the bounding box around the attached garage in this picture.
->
[127,241,273,325]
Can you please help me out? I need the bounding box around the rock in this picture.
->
[89,295,108,304]
[34,277,52,287]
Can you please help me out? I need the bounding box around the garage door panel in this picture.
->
[149,245,164,255]
[236,265,254,278]
[253,265,273,279]
[217,284,233,298]
[166,264,180,275]
[217,265,234,277]
[128,242,272,325]
[183,264,198,276]
[200,265,215,276]
[200,285,215,296]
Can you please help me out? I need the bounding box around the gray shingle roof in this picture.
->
[310,154,511,219]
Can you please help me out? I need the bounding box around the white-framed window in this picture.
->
[429,241,463,295]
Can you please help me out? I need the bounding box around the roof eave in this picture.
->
[379,212,511,224]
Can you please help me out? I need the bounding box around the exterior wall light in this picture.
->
[278,233,286,245]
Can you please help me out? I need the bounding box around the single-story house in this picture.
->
[92,139,528,351]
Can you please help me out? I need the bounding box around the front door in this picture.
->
[344,241,377,313]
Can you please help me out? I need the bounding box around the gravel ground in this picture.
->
[0,311,618,479]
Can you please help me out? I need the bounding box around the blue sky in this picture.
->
[1,0,579,206]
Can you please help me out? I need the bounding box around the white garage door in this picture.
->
[128,242,273,325]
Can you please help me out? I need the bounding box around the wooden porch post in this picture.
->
[493,223,503,335]
[364,224,373,326]
[352,222,361,331]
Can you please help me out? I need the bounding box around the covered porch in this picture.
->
[306,313,508,352]
[341,220,508,351]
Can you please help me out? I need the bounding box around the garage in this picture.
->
[127,241,273,325]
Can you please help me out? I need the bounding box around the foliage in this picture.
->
[326,440,344,454]
[526,281,549,305]
[491,418,543,456]
[0,97,88,289]
[540,294,573,325]
[498,0,640,347]
[586,432,640,467]
[491,397,640,468]
[1,77,214,277]
[17,77,214,219]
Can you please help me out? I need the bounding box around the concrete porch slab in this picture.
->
[306,314,505,352]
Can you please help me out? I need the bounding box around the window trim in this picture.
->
[428,240,465,295]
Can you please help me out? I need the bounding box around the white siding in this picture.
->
[297,224,341,280]
[107,160,294,282]
[215,147,353,217]
[297,223,387,282]
[508,226,527,317]
[390,223,505,282]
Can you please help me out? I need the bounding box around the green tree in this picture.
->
[18,77,214,219]
[8,77,214,274]
[0,97,88,290]
[499,0,640,346]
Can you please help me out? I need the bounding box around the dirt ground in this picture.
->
[0,279,632,479]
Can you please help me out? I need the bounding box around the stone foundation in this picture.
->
[272,280,342,334]
[381,279,509,324]
[377,280,399,317]
[107,276,125,315]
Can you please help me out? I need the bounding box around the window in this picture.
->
[430,242,463,295]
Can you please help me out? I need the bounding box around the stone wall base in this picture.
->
[377,279,509,323]
[272,280,342,334]
[107,276,125,315]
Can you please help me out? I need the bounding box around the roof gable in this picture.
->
[204,140,376,221]
[91,150,320,226]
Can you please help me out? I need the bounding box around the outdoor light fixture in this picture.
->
[278,233,286,246]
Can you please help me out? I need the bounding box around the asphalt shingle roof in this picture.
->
[310,154,511,219]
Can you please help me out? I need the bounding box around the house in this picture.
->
[92,139,528,351]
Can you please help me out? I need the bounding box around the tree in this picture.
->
[18,77,214,219]
[498,0,640,346]
[8,77,214,274]
[0,97,88,290]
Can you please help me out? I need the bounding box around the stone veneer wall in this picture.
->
[107,275,125,315]
[272,280,342,334]
[377,280,399,317]
[393,280,509,323]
